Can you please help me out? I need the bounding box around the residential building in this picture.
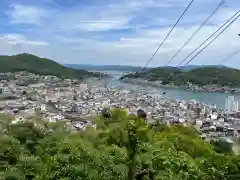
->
[225,96,239,113]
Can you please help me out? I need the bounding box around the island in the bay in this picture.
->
[120,66,240,93]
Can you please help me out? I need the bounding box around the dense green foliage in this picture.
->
[0,111,239,180]
[210,139,234,154]
[120,67,240,87]
[0,53,100,79]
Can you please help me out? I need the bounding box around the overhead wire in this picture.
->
[182,12,240,66]
[137,0,194,78]
[219,49,240,64]
[177,9,240,67]
[165,0,225,67]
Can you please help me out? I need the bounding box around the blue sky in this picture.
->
[0,0,239,67]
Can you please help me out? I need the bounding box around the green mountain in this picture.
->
[120,67,240,87]
[0,53,99,79]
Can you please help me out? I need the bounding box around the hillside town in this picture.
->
[0,71,240,151]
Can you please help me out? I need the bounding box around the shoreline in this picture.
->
[120,79,239,94]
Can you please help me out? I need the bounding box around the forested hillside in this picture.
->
[0,53,99,79]
[120,67,240,87]
[0,110,239,180]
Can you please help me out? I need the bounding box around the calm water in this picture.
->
[93,70,240,109]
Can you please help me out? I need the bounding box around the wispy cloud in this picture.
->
[74,20,130,32]
[0,34,49,46]
[7,4,47,25]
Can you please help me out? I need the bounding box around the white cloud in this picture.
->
[6,0,189,33]
[7,4,47,25]
[75,19,129,32]
[67,18,240,66]
[0,34,49,46]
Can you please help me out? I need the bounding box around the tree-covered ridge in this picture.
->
[0,110,239,180]
[181,67,240,86]
[0,53,100,79]
[120,67,240,87]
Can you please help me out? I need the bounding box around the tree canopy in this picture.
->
[0,110,239,180]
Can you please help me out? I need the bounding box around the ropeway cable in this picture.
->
[219,49,240,64]
[165,0,225,66]
[137,0,194,78]
[182,12,240,66]
[177,9,240,67]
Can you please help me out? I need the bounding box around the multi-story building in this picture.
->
[225,96,239,113]
[80,83,88,92]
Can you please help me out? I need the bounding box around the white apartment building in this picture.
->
[225,96,239,113]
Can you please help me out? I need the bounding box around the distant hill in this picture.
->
[120,66,240,87]
[0,53,99,79]
[179,65,228,71]
[65,64,230,72]
[64,64,143,72]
